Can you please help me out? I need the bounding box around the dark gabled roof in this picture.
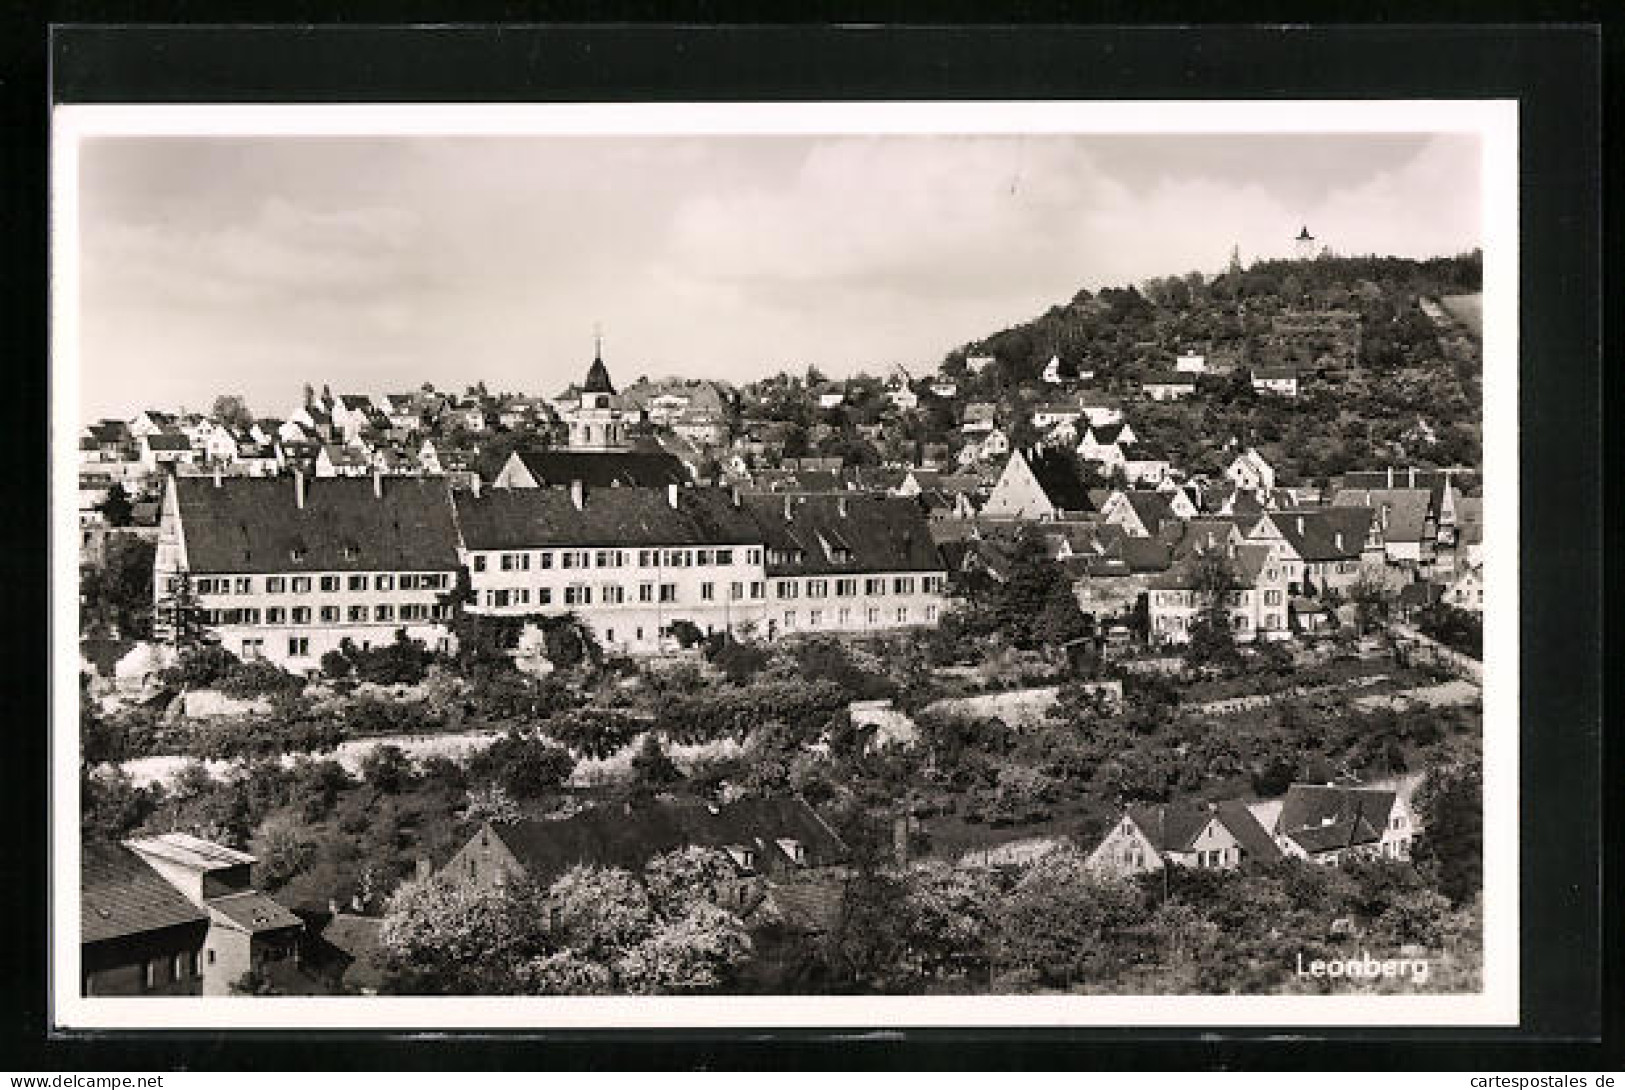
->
[1339,469,1463,517]
[82,841,208,945]
[207,891,304,934]
[1117,490,1175,532]
[1115,536,1174,573]
[743,493,945,576]
[173,476,461,574]
[1164,518,1242,560]
[1275,785,1397,854]
[1024,449,1097,514]
[143,434,193,451]
[490,796,847,887]
[1397,581,1446,609]
[318,914,387,990]
[1128,801,1283,862]
[1330,488,1432,543]
[509,450,688,489]
[582,356,617,396]
[338,394,373,410]
[1087,421,1127,446]
[1268,507,1373,561]
[455,485,761,550]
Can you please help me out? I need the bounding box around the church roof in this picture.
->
[1297,225,1314,240]
[583,355,616,396]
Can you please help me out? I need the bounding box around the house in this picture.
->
[493,449,690,491]
[1031,402,1083,431]
[315,444,372,479]
[81,840,210,996]
[128,410,178,440]
[1265,784,1418,864]
[1097,489,1193,538]
[561,350,641,450]
[1445,563,1484,613]
[454,483,768,654]
[960,402,998,437]
[1146,541,1291,644]
[1088,800,1282,876]
[885,384,919,412]
[1142,375,1197,401]
[1077,403,1124,428]
[1121,459,1172,487]
[813,385,846,410]
[1251,364,1301,397]
[1340,467,1466,547]
[442,796,848,914]
[964,354,995,376]
[123,832,305,996]
[928,379,958,399]
[1174,350,1207,374]
[1040,355,1065,384]
[981,448,1098,521]
[1246,507,1380,599]
[138,433,197,473]
[1225,448,1276,495]
[743,492,950,638]
[1330,487,1435,566]
[154,473,461,669]
[979,428,1011,460]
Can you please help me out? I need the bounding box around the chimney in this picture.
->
[667,482,679,509]
[1334,531,1344,550]
[837,496,848,518]
[470,474,482,498]
[1296,515,1304,535]
[1386,466,1394,488]
[294,467,306,510]
[414,857,432,880]
[1408,466,1416,488]
[783,495,793,522]
[212,466,222,488]
[731,486,741,508]
[372,467,383,500]
[570,478,585,510]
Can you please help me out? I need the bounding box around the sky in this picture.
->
[72,131,1482,420]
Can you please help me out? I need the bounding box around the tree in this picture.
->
[1411,760,1482,906]
[80,535,156,639]
[993,528,1070,651]
[378,875,549,993]
[461,783,522,825]
[629,735,683,796]
[1183,552,1244,669]
[95,482,134,527]
[210,395,255,431]
[471,730,575,799]
[993,846,1142,986]
[360,744,415,794]
[614,901,753,994]
[546,865,655,958]
[1349,568,1395,634]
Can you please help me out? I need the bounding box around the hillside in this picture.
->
[939,252,1484,485]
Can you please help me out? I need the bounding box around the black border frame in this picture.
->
[4,18,1612,1071]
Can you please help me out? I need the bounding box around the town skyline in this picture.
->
[74,132,1481,419]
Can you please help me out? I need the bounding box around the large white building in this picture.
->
[153,473,461,671]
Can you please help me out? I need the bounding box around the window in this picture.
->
[292,576,312,594]
[319,605,340,623]
[564,585,590,606]
[867,607,880,624]
[700,582,715,601]
[319,575,339,592]
[290,546,307,563]
[639,550,656,568]
[926,605,938,622]
[809,609,823,626]
[287,636,309,657]
[266,577,286,594]
[715,549,734,565]
[234,576,252,595]
[865,578,886,595]
[347,605,367,622]
[730,581,744,601]
[658,583,677,603]
[750,581,764,599]
[923,575,944,594]
[602,585,624,605]
[172,953,185,982]
[375,574,395,592]
[638,583,654,603]
[538,551,553,569]
[187,950,201,979]
[347,574,367,592]
[664,549,689,568]
[807,579,828,598]
[894,577,916,595]
[776,581,798,600]
[537,588,552,606]
[747,548,763,565]
[240,638,264,659]
[472,555,487,573]
[266,607,286,624]
[375,604,394,622]
[562,551,578,570]
[838,607,851,625]
[291,606,311,625]
[144,959,159,991]
[783,611,796,629]
[836,578,857,597]
[896,606,909,623]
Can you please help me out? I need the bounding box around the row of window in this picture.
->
[481,580,769,610]
[190,573,451,595]
[473,546,759,573]
[778,604,935,630]
[773,575,943,600]
[198,603,451,626]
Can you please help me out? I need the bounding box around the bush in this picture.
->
[361,744,416,794]
[217,658,306,699]
[161,644,239,689]
[470,730,576,799]
[545,707,646,760]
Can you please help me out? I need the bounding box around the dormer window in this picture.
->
[342,544,359,561]
[289,546,307,563]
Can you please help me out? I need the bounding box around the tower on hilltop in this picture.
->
[1294,225,1316,261]
[566,329,631,450]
